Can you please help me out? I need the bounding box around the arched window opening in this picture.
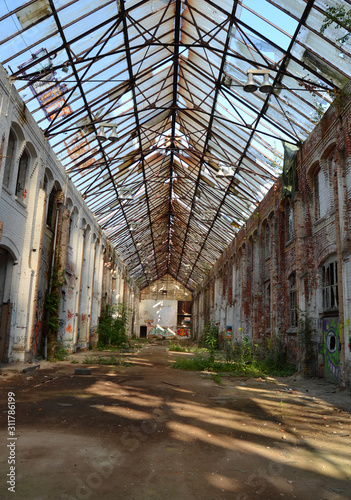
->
[3,130,16,189]
[315,168,329,220]
[46,186,58,229]
[15,149,29,202]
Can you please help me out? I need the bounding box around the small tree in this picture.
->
[97,304,129,348]
[202,322,219,363]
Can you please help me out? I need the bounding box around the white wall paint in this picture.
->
[139,299,177,327]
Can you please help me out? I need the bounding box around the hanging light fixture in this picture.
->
[96,123,119,141]
[216,166,225,177]
[243,70,258,93]
[222,74,233,88]
[224,166,235,178]
[243,69,272,94]
[259,71,273,93]
[96,125,106,140]
[118,187,133,200]
[109,125,119,142]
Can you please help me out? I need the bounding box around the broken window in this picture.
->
[15,149,29,202]
[315,168,329,220]
[3,130,16,190]
[286,202,294,242]
[322,260,338,311]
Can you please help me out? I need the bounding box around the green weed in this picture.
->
[83,355,95,364]
[211,373,222,384]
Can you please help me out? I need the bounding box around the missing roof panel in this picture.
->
[16,0,52,30]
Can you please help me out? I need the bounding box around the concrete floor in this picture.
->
[1,344,351,500]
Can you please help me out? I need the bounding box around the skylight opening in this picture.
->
[152,59,172,76]
[240,0,298,50]
[113,90,133,116]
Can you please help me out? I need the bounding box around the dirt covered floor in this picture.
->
[1,343,351,500]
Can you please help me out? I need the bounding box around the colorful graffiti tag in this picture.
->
[149,326,175,338]
[319,317,340,384]
[177,328,189,337]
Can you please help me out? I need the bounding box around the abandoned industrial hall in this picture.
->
[0,0,351,387]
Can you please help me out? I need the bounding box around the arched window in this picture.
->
[46,185,59,228]
[69,207,78,246]
[314,167,329,220]
[3,130,16,189]
[15,149,29,202]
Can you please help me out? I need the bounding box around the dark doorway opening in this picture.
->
[140,325,147,338]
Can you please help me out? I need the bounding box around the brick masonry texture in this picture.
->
[193,82,351,386]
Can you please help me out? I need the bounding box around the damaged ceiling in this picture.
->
[1,0,351,290]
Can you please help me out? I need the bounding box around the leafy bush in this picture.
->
[54,344,69,361]
[200,322,219,363]
[226,336,254,364]
[97,304,129,349]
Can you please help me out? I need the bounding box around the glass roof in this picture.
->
[1,0,350,290]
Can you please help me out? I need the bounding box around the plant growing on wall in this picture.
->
[298,309,317,377]
[44,266,65,360]
[97,303,129,349]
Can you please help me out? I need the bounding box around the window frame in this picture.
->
[15,148,30,202]
[322,259,338,312]
[3,130,16,190]
[286,202,294,242]
[289,271,298,328]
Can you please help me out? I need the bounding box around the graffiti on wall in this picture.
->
[149,326,176,338]
[177,328,189,337]
[319,317,340,384]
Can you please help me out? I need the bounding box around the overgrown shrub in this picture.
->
[227,336,254,365]
[200,322,219,363]
[97,304,129,349]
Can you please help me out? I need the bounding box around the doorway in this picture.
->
[0,248,13,362]
[140,325,147,338]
